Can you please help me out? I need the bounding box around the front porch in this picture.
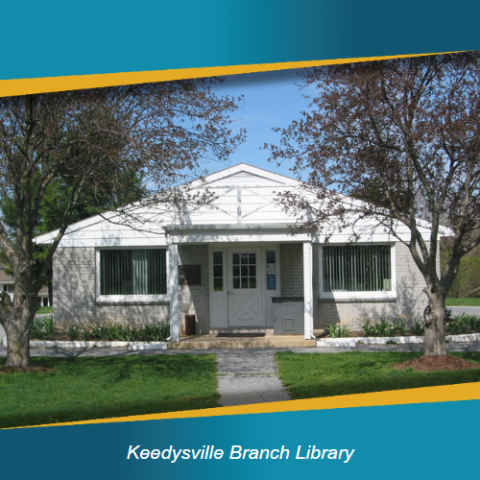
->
[167,233,315,343]
[168,332,317,349]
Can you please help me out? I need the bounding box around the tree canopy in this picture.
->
[267,52,480,356]
[0,80,245,367]
[0,166,146,304]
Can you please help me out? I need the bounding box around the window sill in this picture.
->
[96,295,170,306]
[319,292,397,303]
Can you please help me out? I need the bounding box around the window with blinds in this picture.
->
[322,245,392,292]
[99,249,167,295]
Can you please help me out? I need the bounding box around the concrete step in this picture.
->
[168,336,316,350]
[210,328,274,334]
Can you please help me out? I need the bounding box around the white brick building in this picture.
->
[35,164,441,341]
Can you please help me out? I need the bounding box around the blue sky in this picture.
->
[200,68,315,181]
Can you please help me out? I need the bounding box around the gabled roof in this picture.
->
[34,162,449,246]
[34,163,301,245]
[0,266,49,291]
[190,163,300,188]
[0,266,14,283]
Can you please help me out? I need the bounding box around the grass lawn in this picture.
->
[276,351,480,399]
[36,306,53,314]
[446,298,480,307]
[0,354,219,429]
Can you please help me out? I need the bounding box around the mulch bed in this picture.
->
[392,355,480,372]
[0,366,55,374]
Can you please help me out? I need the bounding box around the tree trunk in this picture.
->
[3,302,37,368]
[423,291,447,356]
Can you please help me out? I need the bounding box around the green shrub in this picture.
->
[90,322,109,340]
[411,319,424,336]
[77,322,171,342]
[30,319,173,343]
[105,324,136,342]
[454,313,480,331]
[88,323,136,341]
[470,315,480,331]
[391,318,408,336]
[362,319,376,336]
[141,323,170,342]
[363,316,411,337]
[373,318,389,336]
[327,324,350,338]
[30,316,55,340]
[446,315,469,335]
[66,322,79,341]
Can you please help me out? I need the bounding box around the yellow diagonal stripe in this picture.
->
[10,381,480,429]
[0,52,460,98]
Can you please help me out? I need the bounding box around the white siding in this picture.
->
[36,164,439,248]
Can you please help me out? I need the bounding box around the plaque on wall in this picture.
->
[178,265,201,286]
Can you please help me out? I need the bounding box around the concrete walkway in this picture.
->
[216,349,291,406]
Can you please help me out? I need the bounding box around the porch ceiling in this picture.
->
[164,224,312,243]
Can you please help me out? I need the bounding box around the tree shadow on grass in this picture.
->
[286,370,480,400]
[0,354,220,429]
[0,395,220,429]
[276,351,480,400]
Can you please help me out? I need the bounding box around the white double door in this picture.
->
[226,247,264,327]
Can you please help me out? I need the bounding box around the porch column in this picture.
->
[303,242,314,340]
[168,243,180,342]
